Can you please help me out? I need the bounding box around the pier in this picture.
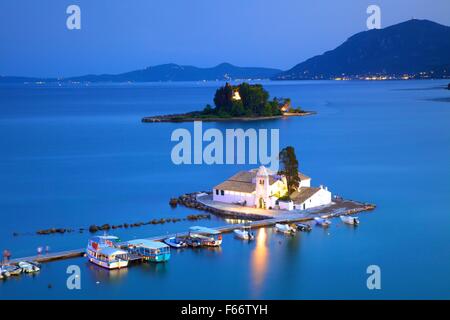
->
[7,197,375,265]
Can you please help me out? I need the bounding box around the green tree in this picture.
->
[213,82,234,114]
[278,146,300,195]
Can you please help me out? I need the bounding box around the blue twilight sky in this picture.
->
[0,0,449,77]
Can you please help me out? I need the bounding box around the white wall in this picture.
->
[279,201,294,211]
[297,188,332,210]
[213,189,255,206]
[299,178,311,188]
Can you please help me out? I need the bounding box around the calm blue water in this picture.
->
[0,80,449,299]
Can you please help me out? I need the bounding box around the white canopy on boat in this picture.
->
[99,247,127,256]
[127,239,168,249]
[189,226,221,235]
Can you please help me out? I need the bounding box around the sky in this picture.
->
[0,0,449,77]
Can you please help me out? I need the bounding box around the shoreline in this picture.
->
[141,111,316,123]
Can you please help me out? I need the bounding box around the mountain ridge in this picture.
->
[0,63,281,83]
[274,19,450,80]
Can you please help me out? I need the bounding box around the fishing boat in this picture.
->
[340,215,360,225]
[274,223,296,235]
[314,217,332,227]
[188,226,223,247]
[126,239,171,262]
[1,265,22,276]
[295,223,312,232]
[163,236,187,248]
[86,235,129,270]
[233,225,255,240]
[18,261,40,273]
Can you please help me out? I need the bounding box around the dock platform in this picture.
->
[7,198,375,265]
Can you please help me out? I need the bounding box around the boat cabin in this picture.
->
[126,239,170,262]
[188,226,222,246]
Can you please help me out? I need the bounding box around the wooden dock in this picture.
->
[7,200,375,265]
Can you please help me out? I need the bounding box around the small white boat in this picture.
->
[164,236,187,248]
[314,217,332,227]
[0,267,11,278]
[274,223,296,234]
[18,261,40,273]
[1,265,21,276]
[233,228,255,240]
[340,215,359,225]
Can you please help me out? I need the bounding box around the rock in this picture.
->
[169,198,178,207]
[124,223,129,228]
[100,224,111,230]
[447,83,450,90]
[89,225,99,233]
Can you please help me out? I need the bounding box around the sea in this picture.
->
[0,80,449,299]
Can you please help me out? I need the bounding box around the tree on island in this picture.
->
[278,146,300,195]
[203,82,293,118]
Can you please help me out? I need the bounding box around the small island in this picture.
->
[142,82,314,122]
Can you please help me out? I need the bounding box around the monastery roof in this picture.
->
[298,172,311,181]
[213,169,310,194]
[290,187,321,204]
[213,170,276,193]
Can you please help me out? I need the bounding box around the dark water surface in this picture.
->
[0,80,449,299]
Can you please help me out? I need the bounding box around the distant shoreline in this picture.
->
[141,111,316,123]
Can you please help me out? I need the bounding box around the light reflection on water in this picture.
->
[250,228,269,298]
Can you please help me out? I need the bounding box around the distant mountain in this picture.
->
[275,19,450,80]
[0,63,281,83]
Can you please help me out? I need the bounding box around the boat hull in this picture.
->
[144,253,171,263]
[87,254,128,270]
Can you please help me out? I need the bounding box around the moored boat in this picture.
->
[86,235,129,270]
[164,236,187,248]
[274,223,296,235]
[340,215,360,225]
[295,223,312,232]
[233,226,255,240]
[126,239,171,262]
[1,265,22,276]
[314,217,332,227]
[188,226,222,247]
[18,261,40,273]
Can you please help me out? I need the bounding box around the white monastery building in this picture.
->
[213,166,332,211]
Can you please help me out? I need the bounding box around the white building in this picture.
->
[212,166,332,211]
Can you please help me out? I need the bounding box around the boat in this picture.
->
[1,265,22,276]
[314,217,332,227]
[295,223,312,232]
[163,236,187,248]
[0,266,10,278]
[185,237,202,247]
[86,235,129,270]
[188,226,223,247]
[18,261,40,273]
[340,215,360,225]
[274,223,296,234]
[126,239,171,262]
[233,225,255,240]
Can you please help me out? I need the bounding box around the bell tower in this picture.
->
[255,166,270,208]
